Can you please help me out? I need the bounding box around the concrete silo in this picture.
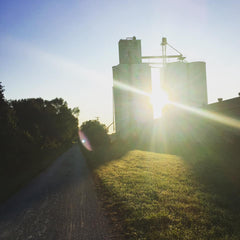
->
[162,61,208,107]
[112,37,153,137]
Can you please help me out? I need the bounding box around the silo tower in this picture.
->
[112,37,153,137]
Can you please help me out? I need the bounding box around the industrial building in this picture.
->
[205,96,240,118]
[162,61,208,107]
[112,37,153,137]
[112,36,208,137]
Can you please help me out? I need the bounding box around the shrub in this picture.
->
[80,120,110,150]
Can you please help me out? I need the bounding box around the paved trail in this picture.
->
[0,145,117,240]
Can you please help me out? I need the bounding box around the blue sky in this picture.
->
[1,0,240,127]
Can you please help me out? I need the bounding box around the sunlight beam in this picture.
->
[171,102,240,130]
[113,80,151,97]
[114,79,240,131]
[151,89,170,118]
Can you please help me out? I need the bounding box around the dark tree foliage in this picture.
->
[10,98,79,149]
[80,120,110,150]
[0,81,80,202]
[0,82,4,102]
[0,83,17,156]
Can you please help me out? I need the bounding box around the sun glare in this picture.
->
[151,89,169,118]
[113,68,170,119]
[151,68,170,118]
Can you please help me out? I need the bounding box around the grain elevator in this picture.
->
[112,36,208,137]
[162,61,208,107]
[112,37,153,137]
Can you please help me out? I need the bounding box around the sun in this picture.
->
[151,89,170,118]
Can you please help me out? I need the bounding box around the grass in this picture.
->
[89,148,240,240]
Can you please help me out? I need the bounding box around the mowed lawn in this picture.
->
[94,150,240,240]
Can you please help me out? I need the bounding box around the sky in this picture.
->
[1,0,240,128]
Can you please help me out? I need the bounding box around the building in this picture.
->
[112,37,209,137]
[112,37,153,137]
[205,96,240,118]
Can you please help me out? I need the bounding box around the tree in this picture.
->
[0,84,80,202]
[80,120,110,150]
[10,97,79,149]
[0,82,5,103]
[0,83,17,146]
[72,107,80,118]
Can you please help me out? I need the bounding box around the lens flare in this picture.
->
[79,130,92,151]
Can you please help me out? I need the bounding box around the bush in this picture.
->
[80,120,110,150]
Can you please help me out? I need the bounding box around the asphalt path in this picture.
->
[0,144,117,240]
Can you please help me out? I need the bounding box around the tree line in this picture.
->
[0,82,79,202]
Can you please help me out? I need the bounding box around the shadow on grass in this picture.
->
[79,137,134,170]
[179,141,240,238]
[147,129,240,238]
[133,116,240,211]
[180,142,240,207]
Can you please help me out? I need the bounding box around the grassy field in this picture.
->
[90,149,240,240]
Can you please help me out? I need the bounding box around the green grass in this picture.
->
[91,149,240,240]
